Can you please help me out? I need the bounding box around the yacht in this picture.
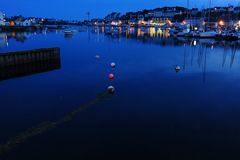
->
[177,30,190,37]
[185,31,200,38]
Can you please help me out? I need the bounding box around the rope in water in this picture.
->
[0,91,113,156]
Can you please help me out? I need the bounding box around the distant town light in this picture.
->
[111,20,122,26]
[219,20,224,26]
[138,20,147,25]
[10,21,15,26]
[166,20,172,25]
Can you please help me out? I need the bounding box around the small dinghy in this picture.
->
[175,65,181,73]
[64,30,74,36]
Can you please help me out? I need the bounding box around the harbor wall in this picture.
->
[0,47,61,80]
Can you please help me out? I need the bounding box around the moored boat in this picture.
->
[177,30,190,37]
[64,30,74,36]
[199,31,217,38]
[185,31,200,38]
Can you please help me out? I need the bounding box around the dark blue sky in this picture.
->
[1,0,238,20]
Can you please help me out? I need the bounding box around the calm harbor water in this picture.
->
[1,27,240,159]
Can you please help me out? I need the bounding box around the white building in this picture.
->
[163,11,180,18]
[15,20,23,26]
[149,8,183,19]
[153,11,164,18]
[0,12,6,26]
[22,19,31,26]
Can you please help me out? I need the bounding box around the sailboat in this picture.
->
[176,0,191,37]
[199,0,217,38]
[199,31,217,38]
[64,30,74,36]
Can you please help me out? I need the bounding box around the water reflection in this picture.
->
[90,26,240,83]
[90,26,240,48]
[90,27,240,73]
[1,27,240,81]
[1,27,240,159]
[0,33,8,47]
[0,29,68,47]
[176,42,240,82]
[0,59,61,81]
[91,26,240,70]
[100,26,170,39]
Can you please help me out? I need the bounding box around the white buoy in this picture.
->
[95,55,100,59]
[107,86,115,94]
[175,65,181,72]
[110,62,116,68]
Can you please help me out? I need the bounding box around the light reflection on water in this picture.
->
[1,27,240,82]
[1,27,240,159]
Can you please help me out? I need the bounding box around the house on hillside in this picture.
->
[105,12,121,22]
[22,19,32,26]
[0,12,6,26]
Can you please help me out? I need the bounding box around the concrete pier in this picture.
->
[0,47,61,80]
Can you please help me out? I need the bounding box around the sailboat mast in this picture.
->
[187,0,189,19]
[187,0,191,29]
[208,0,211,26]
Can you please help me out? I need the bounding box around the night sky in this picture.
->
[2,0,239,20]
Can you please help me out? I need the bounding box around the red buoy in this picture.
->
[109,73,114,80]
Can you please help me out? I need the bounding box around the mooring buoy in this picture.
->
[175,65,181,73]
[110,62,116,68]
[109,73,115,80]
[107,86,115,94]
